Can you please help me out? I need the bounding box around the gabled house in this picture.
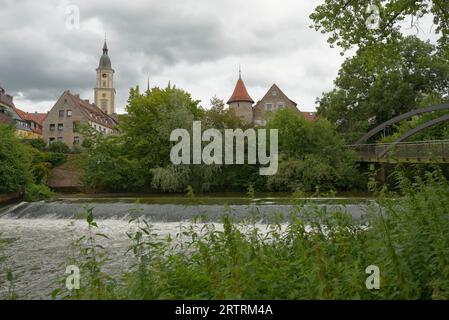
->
[0,86,37,137]
[14,107,46,139]
[227,75,317,126]
[43,90,118,148]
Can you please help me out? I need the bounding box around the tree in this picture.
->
[265,109,359,192]
[310,0,449,53]
[203,96,246,130]
[317,36,449,142]
[82,133,146,192]
[120,85,203,168]
[0,123,31,193]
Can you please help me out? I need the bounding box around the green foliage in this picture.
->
[381,110,449,142]
[266,109,359,192]
[54,170,449,299]
[120,85,203,168]
[310,0,449,52]
[0,123,32,193]
[44,152,67,167]
[317,36,449,142]
[53,208,117,300]
[24,184,54,202]
[246,184,255,199]
[24,138,46,151]
[82,133,146,192]
[47,141,70,154]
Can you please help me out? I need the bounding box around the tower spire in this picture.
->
[239,65,242,79]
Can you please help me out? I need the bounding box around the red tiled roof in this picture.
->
[13,107,46,126]
[66,92,117,129]
[301,112,317,122]
[227,77,254,104]
[13,107,26,120]
[26,112,46,126]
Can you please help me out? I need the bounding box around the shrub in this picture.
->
[25,138,47,151]
[45,152,67,167]
[53,170,449,300]
[47,141,70,154]
[24,184,54,202]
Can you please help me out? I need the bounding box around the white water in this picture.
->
[0,200,370,299]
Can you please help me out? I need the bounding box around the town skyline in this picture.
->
[0,0,439,115]
[0,0,348,114]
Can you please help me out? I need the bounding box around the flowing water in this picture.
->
[0,195,373,299]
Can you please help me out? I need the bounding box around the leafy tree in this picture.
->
[203,96,246,129]
[317,36,449,142]
[265,109,359,192]
[120,85,203,168]
[310,0,449,52]
[81,130,146,192]
[0,124,32,193]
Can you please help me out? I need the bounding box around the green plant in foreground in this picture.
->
[52,207,116,299]
[53,170,449,300]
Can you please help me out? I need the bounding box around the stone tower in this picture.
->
[227,71,254,124]
[94,40,116,115]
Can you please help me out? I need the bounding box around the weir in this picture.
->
[0,200,369,221]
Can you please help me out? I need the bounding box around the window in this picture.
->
[49,124,55,131]
[101,100,107,110]
[266,103,273,112]
[58,123,63,131]
[67,110,72,117]
[59,110,64,117]
[272,90,277,97]
[73,136,80,145]
[73,121,80,132]
[57,137,63,141]
[277,102,285,109]
[102,81,106,87]
[49,137,55,144]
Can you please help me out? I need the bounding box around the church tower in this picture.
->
[94,40,116,115]
[227,70,254,124]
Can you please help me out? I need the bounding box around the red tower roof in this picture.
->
[227,76,254,104]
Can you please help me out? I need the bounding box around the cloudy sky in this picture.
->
[0,0,438,114]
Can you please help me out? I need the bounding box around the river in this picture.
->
[0,195,373,299]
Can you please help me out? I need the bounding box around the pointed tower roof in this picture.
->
[98,40,112,69]
[227,73,254,104]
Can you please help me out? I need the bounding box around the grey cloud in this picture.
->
[0,0,346,113]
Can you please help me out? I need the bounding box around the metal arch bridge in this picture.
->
[348,103,449,163]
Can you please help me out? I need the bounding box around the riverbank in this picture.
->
[1,171,448,300]
[0,193,21,205]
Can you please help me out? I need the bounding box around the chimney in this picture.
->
[75,94,80,98]
[84,99,89,104]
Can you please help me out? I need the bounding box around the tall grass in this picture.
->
[54,170,449,300]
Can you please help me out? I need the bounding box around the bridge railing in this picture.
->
[347,140,449,163]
